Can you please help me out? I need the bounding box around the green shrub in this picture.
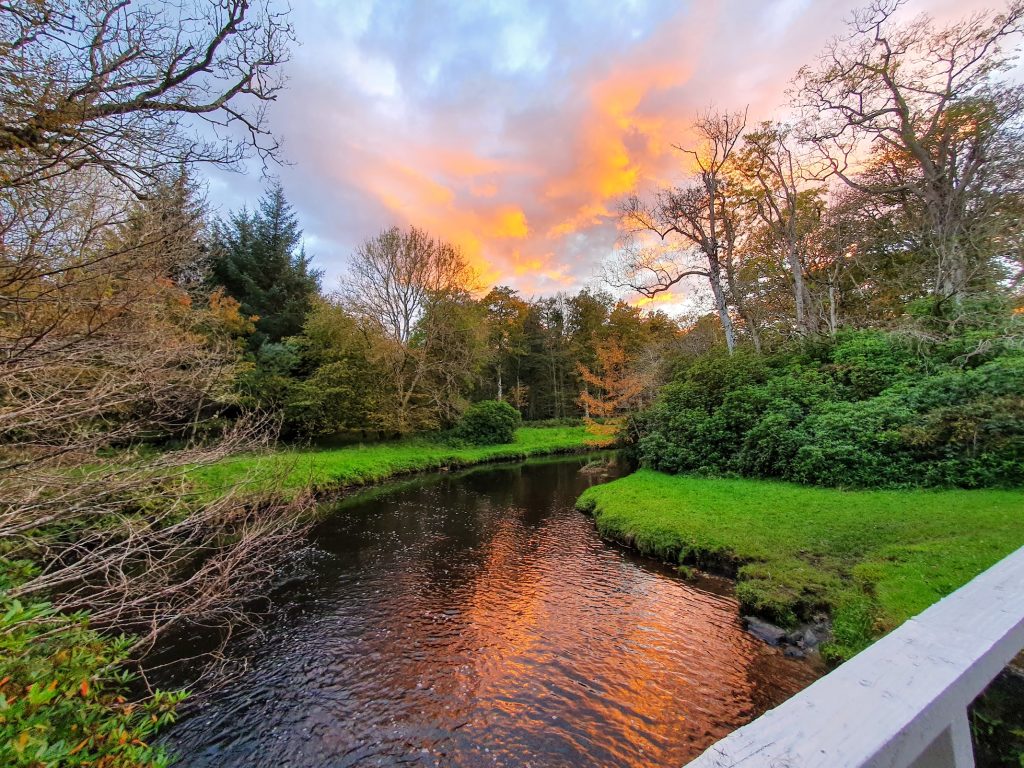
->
[0,571,184,767]
[829,330,918,399]
[453,400,522,445]
[635,328,1024,488]
[282,359,377,438]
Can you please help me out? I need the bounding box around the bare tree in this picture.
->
[1,171,215,458]
[0,0,309,712]
[0,169,310,671]
[613,109,749,353]
[341,226,483,432]
[794,0,1024,306]
[737,122,825,336]
[0,0,294,191]
[4,418,312,658]
[343,226,475,344]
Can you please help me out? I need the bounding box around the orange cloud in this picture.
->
[471,182,499,198]
[507,249,574,290]
[539,6,710,242]
[632,290,680,308]
[274,0,998,303]
[326,8,713,297]
[492,207,529,239]
[364,159,455,209]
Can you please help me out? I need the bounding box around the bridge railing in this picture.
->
[685,546,1024,768]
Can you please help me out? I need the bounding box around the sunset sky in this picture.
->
[203,0,990,302]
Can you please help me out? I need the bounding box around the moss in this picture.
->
[675,564,696,579]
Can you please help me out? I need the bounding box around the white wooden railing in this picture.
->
[685,546,1024,768]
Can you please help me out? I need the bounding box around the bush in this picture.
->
[634,328,1024,489]
[453,400,522,445]
[0,562,183,768]
[829,330,918,399]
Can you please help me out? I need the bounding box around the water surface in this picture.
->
[163,455,819,766]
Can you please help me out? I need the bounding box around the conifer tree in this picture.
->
[209,182,321,347]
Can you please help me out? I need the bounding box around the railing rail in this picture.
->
[685,546,1024,768]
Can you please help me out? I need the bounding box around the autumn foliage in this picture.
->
[577,338,651,437]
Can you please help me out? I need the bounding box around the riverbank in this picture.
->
[194,426,612,498]
[576,470,1024,661]
[162,454,818,768]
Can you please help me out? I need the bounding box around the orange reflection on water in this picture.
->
[161,459,822,768]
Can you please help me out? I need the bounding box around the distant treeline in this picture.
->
[193,185,684,438]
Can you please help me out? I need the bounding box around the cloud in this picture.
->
[201,0,999,303]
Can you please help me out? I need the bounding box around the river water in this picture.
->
[161,454,820,767]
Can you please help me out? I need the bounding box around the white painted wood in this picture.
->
[908,711,974,768]
[685,546,1024,768]
[949,709,976,768]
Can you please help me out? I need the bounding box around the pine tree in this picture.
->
[209,182,321,347]
[109,168,208,293]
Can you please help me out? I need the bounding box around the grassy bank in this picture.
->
[194,426,609,497]
[576,470,1024,660]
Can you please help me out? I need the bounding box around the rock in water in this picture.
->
[742,616,787,646]
[800,628,821,649]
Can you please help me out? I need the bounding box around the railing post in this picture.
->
[908,710,974,768]
[683,546,1024,768]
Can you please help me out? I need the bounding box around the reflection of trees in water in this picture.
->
[160,457,822,767]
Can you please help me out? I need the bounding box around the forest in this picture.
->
[0,0,1022,766]
[207,191,683,438]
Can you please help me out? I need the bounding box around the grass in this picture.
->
[576,469,1024,661]
[193,426,609,497]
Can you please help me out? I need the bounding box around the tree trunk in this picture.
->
[707,261,736,354]
[827,276,839,336]
[549,350,559,419]
[935,240,968,309]
[723,254,761,353]
[746,312,762,353]
[802,280,819,335]
[398,349,427,432]
[788,246,810,335]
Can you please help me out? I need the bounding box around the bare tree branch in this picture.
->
[0,0,294,191]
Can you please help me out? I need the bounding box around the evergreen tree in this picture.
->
[209,182,322,347]
[109,168,208,293]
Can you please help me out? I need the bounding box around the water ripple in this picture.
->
[161,457,819,767]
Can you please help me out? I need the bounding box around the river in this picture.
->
[160,454,820,767]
